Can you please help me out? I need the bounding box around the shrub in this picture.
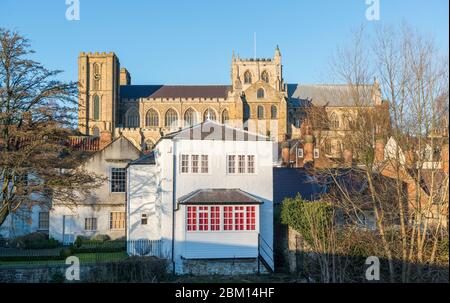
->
[9,232,61,249]
[91,234,110,242]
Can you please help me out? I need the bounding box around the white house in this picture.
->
[127,120,275,275]
[49,136,141,244]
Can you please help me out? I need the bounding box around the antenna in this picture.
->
[253,32,256,60]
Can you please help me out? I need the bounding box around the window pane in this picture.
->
[238,155,246,173]
[110,212,125,229]
[210,206,221,231]
[224,206,233,230]
[191,155,199,173]
[246,206,256,230]
[247,155,255,174]
[234,206,245,230]
[198,206,209,231]
[181,155,189,173]
[228,155,236,174]
[187,206,197,231]
[111,168,126,192]
[201,155,208,173]
[39,212,49,230]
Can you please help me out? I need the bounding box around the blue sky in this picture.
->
[1,0,448,85]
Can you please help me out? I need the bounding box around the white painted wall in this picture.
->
[128,136,274,273]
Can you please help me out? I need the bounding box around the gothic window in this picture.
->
[244,71,252,84]
[261,71,269,83]
[125,108,140,128]
[165,108,178,127]
[257,105,265,120]
[93,63,101,90]
[145,109,159,127]
[221,109,229,124]
[330,112,340,129]
[271,105,278,119]
[93,95,100,121]
[184,108,197,127]
[257,88,265,99]
[203,108,216,121]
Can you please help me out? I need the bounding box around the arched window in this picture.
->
[93,95,100,121]
[125,108,140,128]
[257,105,265,120]
[165,108,178,127]
[244,71,252,84]
[203,108,216,121]
[257,88,265,99]
[261,71,269,83]
[271,105,277,119]
[330,112,340,129]
[93,63,101,90]
[92,127,100,137]
[221,109,229,124]
[145,109,159,127]
[184,108,197,127]
[144,139,155,152]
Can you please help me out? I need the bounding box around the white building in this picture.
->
[49,136,141,244]
[127,120,275,275]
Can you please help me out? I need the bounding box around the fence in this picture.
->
[0,239,165,269]
[127,239,165,258]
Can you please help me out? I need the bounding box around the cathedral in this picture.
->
[77,47,386,160]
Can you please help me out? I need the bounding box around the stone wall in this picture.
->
[181,258,268,275]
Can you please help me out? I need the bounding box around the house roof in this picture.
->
[273,168,326,204]
[129,152,156,166]
[287,84,375,107]
[120,85,232,99]
[178,189,263,205]
[162,120,269,141]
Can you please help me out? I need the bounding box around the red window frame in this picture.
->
[246,206,256,230]
[198,206,209,231]
[234,206,245,231]
[210,206,221,231]
[224,206,233,231]
[187,206,197,231]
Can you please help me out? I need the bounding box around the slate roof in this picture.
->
[129,152,156,166]
[120,85,231,99]
[178,189,262,204]
[287,84,375,107]
[273,168,326,204]
[162,120,269,141]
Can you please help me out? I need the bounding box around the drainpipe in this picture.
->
[171,140,177,275]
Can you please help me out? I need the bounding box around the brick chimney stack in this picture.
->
[375,138,385,163]
[99,131,113,150]
[304,135,314,163]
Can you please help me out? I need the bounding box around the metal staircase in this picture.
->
[258,235,274,273]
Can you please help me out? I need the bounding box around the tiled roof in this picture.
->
[178,189,262,204]
[287,84,375,107]
[162,120,269,141]
[120,85,231,99]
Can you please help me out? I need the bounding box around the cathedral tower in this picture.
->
[78,52,120,137]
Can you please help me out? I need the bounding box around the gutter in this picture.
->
[171,140,177,275]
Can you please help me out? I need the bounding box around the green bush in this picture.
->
[9,233,61,249]
[92,234,111,242]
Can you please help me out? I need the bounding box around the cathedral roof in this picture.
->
[287,84,376,107]
[120,85,231,99]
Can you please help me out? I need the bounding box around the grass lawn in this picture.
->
[0,252,128,267]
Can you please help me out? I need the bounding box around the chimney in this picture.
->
[281,142,290,167]
[99,131,112,150]
[442,141,449,174]
[375,138,385,163]
[120,68,131,85]
[304,135,314,163]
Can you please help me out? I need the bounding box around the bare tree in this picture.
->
[0,29,103,227]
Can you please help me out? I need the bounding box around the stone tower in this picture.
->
[231,46,285,93]
[78,52,120,137]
